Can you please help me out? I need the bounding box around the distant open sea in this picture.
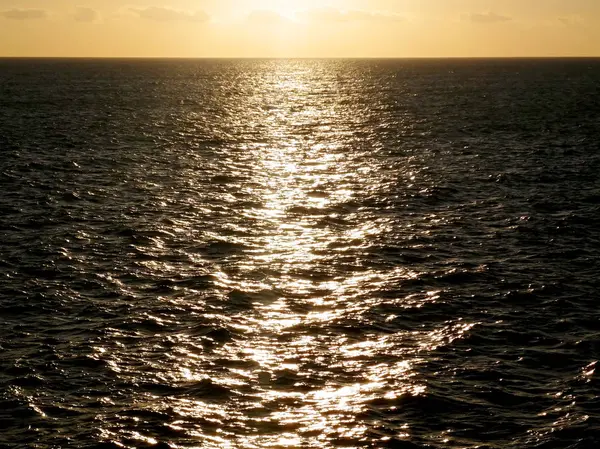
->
[0,58,599,448]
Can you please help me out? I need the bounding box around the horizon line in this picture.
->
[1,55,600,60]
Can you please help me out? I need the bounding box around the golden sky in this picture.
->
[1,0,599,57]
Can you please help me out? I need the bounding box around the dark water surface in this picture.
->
[1,58,599,448]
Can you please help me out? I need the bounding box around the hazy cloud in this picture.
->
[1,9,48,20]
[465,12,512,24]
[558,15,584,26]
[130,6,209,23]
[302,7,404,24]
[73,7,99,23]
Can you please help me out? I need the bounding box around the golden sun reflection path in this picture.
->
[93,61,478,449]
[206,150,427,447]
[173,64,464,448]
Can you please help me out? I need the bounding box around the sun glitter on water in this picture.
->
[181,61,432,447]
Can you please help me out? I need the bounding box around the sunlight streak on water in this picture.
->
[145,61,443,447]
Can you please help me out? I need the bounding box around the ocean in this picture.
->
[0,58,599,448]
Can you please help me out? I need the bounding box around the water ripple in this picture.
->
[0,58,599,448]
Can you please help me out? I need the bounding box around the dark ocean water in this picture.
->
[0,58,599,449]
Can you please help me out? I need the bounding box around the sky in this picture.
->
[0,0,599,57]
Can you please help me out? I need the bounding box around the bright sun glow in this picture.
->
[244,0,344,19]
